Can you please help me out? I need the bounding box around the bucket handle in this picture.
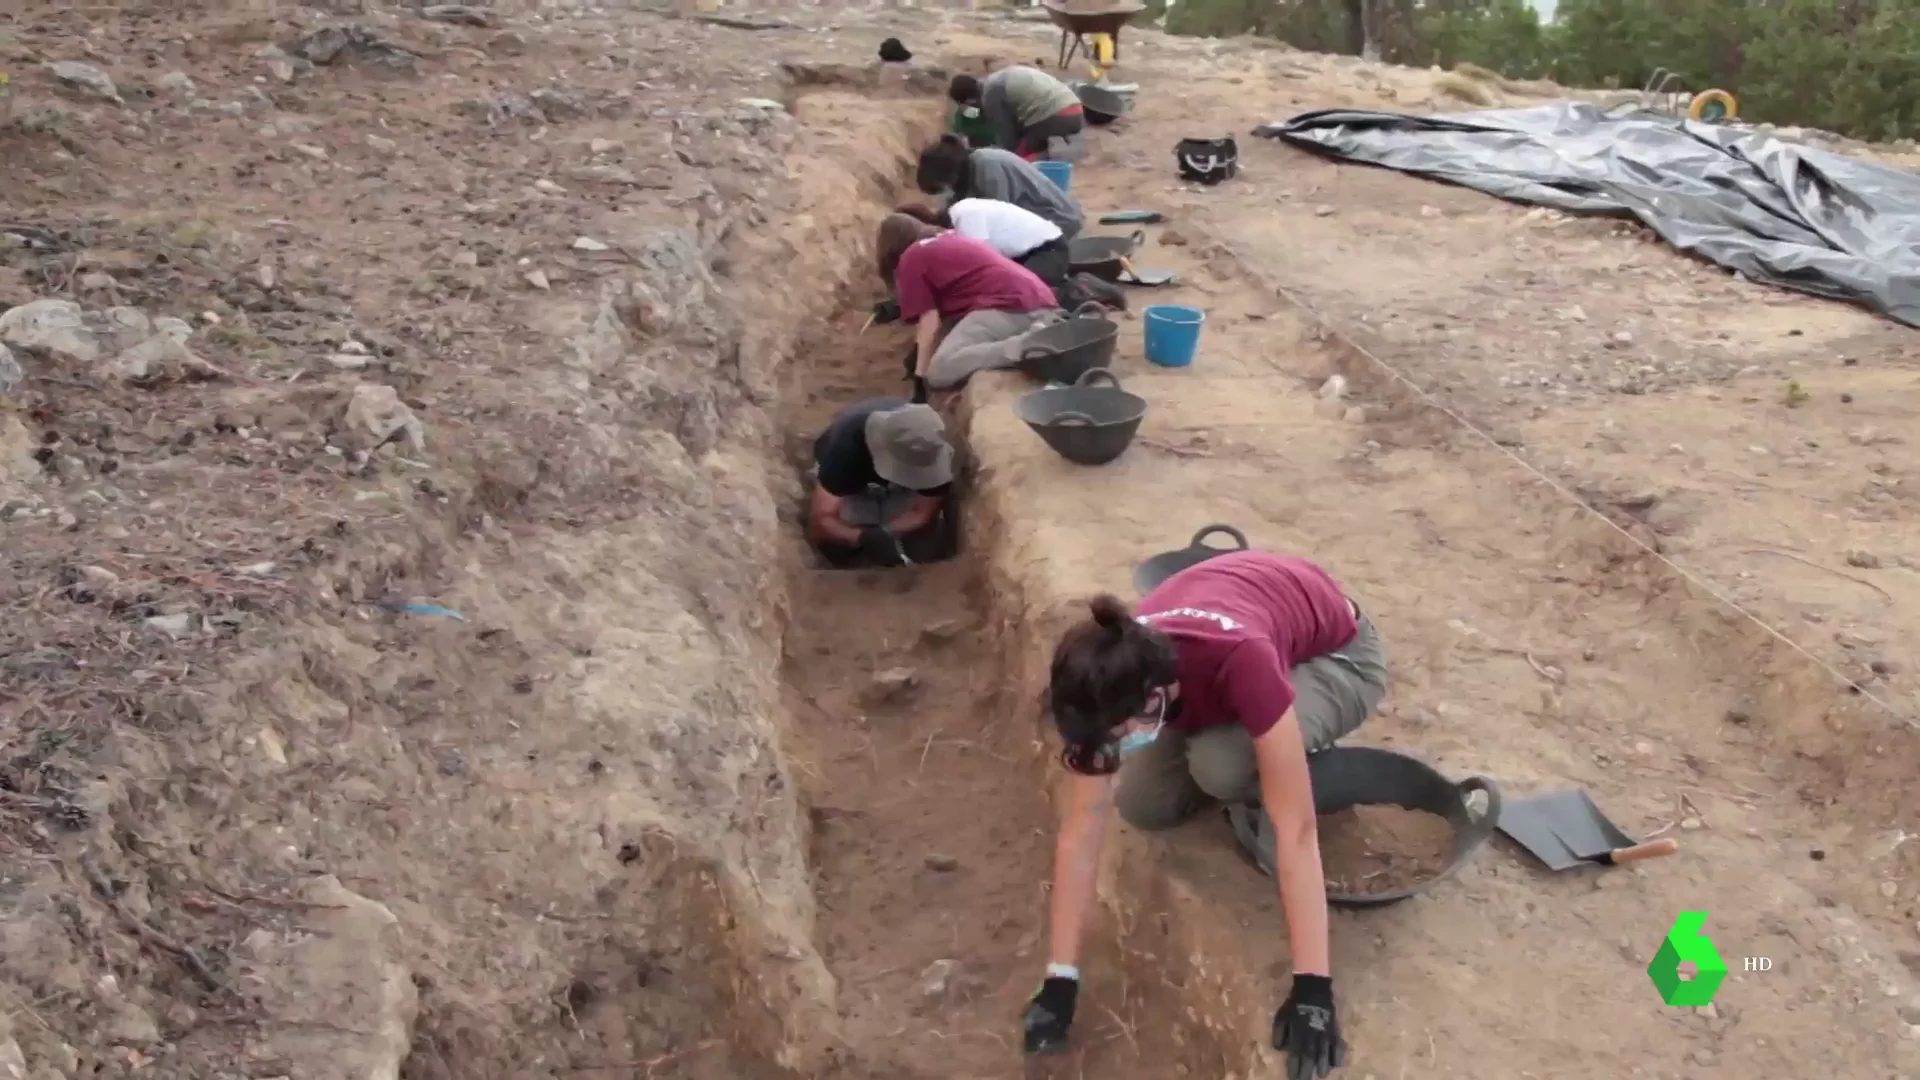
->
[1125,228,1147,249]
[1050,410,1098,427]
[1072,369,1122,390]
[1451,775,1504,851]
[1020,344,1061,364]
[1188,523,1249,551]
[1069,301,1111,321]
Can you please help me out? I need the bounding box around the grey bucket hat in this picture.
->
[864,403,955,491]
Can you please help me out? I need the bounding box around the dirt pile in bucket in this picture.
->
[1316,805,1454,894]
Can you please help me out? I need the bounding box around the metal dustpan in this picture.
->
[1496,788,1680,871]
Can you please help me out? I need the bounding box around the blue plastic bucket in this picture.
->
[1143,305,1205,368]
[1035,159,1073,192]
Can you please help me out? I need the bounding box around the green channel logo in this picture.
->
[1648,910,1728,1006]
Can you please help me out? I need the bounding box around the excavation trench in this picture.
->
[397,68,1917,1080]
[781,62,1920,1080]
[768,93,1232,1080]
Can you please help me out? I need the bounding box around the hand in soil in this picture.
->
[1273,974,1347,1080]
[858,525,908,567]
[1021,976,1078,1055]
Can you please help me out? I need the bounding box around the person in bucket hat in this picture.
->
[806,398,957,568]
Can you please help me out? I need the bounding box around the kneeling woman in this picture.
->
[1025,551,1389,1080]
[877,213,1062,392]
[916,135,1085,241]
[949,66,1085,162]
[806,398,956,568]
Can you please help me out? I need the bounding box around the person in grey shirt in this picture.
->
[950,66,1086,161]
[915,135,1085,241]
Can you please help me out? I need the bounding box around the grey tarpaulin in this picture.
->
[1253,103,1920,327]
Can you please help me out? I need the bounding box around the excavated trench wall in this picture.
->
[0,76,947,1080]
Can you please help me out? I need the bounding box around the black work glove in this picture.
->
[909,375,929,404]
[1273,975,1346,1080]
[871,299,901,325]
[857,525,906,567]
[1021,975,1078,1055]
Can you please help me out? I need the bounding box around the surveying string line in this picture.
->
[1216,237,1916,732]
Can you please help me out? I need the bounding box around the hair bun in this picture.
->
[1087,594,1132,635]
[938,132,966,148]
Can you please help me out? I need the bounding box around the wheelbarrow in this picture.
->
[1068,230,1145,282]
[1015,304,1118,384]
[1624,67,1739,124]
[1042,1,1145,74]
[1014,369,1147,466]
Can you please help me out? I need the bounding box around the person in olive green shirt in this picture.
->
[949,66,1086,161]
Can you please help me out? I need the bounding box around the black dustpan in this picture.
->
[1497,789,1680,870]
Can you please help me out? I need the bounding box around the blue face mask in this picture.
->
[1116,724,1162,757]
[1114,690,1169,758]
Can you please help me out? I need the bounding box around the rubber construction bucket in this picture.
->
[1143,304,1204,368]
[1035,159,1074,192]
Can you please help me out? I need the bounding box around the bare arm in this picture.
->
[1046,769,1113,968]
[982,80,1022,152]
[912,309,942,379]
[1253,709,1331,976]
[807,484,863,546]
[884,493,942,536]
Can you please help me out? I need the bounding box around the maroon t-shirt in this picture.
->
[893,231,1057,322]
[1135,551,1357,738]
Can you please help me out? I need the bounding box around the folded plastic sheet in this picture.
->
[1254,104,1920,327]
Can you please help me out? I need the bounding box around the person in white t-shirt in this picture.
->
[895,199,1069,286]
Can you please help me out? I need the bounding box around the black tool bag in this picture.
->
[1175,137,1239,185]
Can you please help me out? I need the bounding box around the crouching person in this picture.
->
[806,397,959,569]
[877,213,1063,393]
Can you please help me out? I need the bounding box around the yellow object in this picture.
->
[1088,32,1115,80]
[1687,88,1738,123]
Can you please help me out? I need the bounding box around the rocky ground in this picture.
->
[6,2,1920,1079]
[1,3,917,1077]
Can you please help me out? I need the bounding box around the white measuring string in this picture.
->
[1224,239,1915,731]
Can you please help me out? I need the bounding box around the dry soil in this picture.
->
[6,4,1920,1080]
[1317,805,1455,895]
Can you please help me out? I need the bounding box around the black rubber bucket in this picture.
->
[1073,82,1132,125]
[1131,523,1249,593]
[1226,746,1503,908]
[1016,306,1119,384]
[1015,369,1147,466]
[1067,229,1145,281]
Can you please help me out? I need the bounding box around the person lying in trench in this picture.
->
[949,66,1087,162]
[875,212,1063,393]
[882,201,1123,322]
[915,134,1085,241]
[893,198,1070,286]
[805,397,957,569]
[1025,551,1389,1080]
